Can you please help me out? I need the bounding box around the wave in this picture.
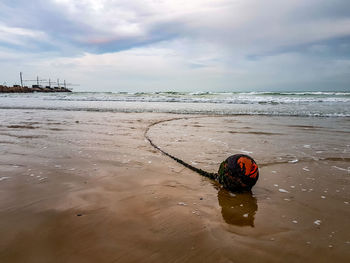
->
[51,96,350,104]
[3,91,348,104]
[0,105,349,117]
[1,91,349,117]
[231,91,350,96]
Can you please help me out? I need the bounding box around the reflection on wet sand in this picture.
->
[217,188,258,227]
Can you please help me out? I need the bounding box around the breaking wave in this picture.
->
[0,91,349,117]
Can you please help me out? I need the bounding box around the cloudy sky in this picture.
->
[0,0,349,92]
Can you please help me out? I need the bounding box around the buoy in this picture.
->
[216,154,259,192]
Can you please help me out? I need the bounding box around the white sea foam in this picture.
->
[314,220,322,226]
[1,91,350,117]
[332,166,350,172]
[0,176,10,181]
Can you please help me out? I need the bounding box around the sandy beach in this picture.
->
[0,109,349,262]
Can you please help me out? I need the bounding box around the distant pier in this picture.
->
[0,85,72,93]
[0,72,76,93]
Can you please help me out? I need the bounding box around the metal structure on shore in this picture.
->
[0,73,79,93]
[20,72,79,90]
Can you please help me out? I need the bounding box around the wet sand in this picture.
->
[0,109,349,262]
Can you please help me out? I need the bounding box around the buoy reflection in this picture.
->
[217,188,258,227]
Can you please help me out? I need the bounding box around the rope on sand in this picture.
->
[144,117,217,180]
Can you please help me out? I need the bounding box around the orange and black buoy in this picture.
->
[216,154,259,192]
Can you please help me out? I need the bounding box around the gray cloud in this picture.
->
[1,0,349,54]
[0,0,349,91]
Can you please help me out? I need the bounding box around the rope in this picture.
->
[144,117,217,180]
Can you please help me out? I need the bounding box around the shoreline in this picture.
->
[0,105,348,118]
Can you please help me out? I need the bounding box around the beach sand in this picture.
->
[0,109,349,262]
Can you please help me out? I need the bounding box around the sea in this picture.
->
[0,91,349,117]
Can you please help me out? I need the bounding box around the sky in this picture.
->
[0,0,349,92]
